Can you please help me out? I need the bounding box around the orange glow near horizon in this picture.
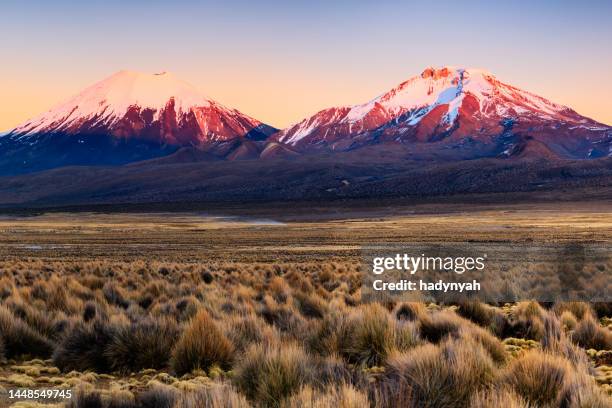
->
[2,66,611,132]
[1,1,611,131]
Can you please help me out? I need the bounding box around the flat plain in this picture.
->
[0,201,610,407]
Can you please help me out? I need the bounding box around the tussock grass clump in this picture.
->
[0,336,5,362]
[553,301,595,321]
[66,388,104,408]
[137,385,177,408]
[503,351,571,407]
[103,282,130,309]
[171,310,234,376]
[172,384,250,408]
[339,303,397,367]
[455,300,509,336]
[382,338,496,408]
[559,369,611,408]
[571,315,612,350]
[560,311,578,331]
[283,384,369,408]
[470,387,530,408]
[394,302,426,321]
[460,325,507,365]
[0,305,53,358]
[223,313,278,352]
[418,309,464,343]
[106,317,179,372]
[53,319,116,372]
[234,343,315,406]
[294,292,328,319]
[508,301,546,341]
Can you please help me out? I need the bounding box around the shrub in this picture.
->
[53,319,116,372]
[234,343,315,406]
[571,315,612,350]
[201,271,214,284]
[0,305,53,358]
[503,351,571,406]
[106,317,179,372]
[382,338,496,408]
[171,310,234,376]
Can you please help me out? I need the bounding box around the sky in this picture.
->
[1,0,611,131]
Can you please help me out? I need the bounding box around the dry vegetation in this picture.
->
[0,206,610,407]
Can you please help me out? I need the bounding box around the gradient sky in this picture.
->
[1,0,611,131]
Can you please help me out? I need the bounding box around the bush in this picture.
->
[106,317,179,372]
[171,310,234,375]
[234,343,315,406]
[382,338,496,408]
[0,305,53,358]
[53,319,116,372]
[503,351,571,406]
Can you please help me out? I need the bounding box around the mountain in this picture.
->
[0,70,276,175]
[273,67,611,160]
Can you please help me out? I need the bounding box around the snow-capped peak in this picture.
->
[345,66,567,125]
[13,70,217,136]
[276,66,582,146]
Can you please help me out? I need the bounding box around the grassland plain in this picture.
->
[0,202,610,407]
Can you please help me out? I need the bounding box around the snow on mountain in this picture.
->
[10,70,275,144]
[273,67,608,155]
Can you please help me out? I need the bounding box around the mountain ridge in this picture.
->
[1,66,611,177]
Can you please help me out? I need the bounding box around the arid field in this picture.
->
[0,202,611,407]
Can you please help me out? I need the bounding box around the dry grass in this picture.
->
[171,310,235,376]
[0,209,610,406]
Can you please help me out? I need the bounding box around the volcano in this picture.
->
[273,67,611,161]
[0,70,276,175]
